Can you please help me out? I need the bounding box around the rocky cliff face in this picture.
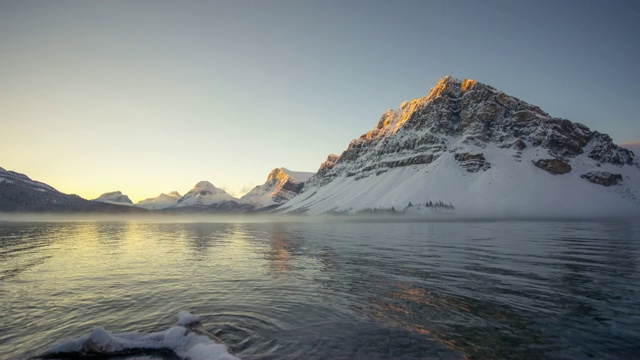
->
[323,76,633,182]
[281,76,640,216]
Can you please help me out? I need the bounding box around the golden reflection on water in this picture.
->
[268,225,291,273]
[370,283,471,357]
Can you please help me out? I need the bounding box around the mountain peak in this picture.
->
[241,167,313,208]
[266,168,313,183]
[193,181,215,189]
[461,78,478,92]
[426,76,484,100]
[175,180,236,208]
[426,76,463,99]
[93,191,133,205]
[136,191,182,210]
[267,168,288,182]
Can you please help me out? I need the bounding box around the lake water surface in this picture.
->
[1,218,639,359]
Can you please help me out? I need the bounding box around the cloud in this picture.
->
[620,140,640,154]
[240,183,256,193]
[220,182,256,198]
[620,140,640,146]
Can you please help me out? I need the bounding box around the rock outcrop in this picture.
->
[533,159,572,175]
[581,172,623,187]
[454,153,491,172]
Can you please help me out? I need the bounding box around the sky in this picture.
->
[1,0,639,202]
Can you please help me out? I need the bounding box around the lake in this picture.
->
[1,217,639,359]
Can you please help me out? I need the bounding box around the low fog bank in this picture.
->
[1,209,638,224]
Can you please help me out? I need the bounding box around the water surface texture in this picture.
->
[1,219,639,359]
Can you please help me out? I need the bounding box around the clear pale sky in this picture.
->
[1,0,639,202]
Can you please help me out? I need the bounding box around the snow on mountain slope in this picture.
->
[175,181,236,208]
[281,76,640,217]
[240,168,313,208]
[93,191,134,205]
[136,191,181,210]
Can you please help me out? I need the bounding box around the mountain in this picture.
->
[0,167,144,213]
[136,191,181,210]
[240,168,313,208]
[280,76,640,217]
[175,181,237,208]
[93,191,133,206]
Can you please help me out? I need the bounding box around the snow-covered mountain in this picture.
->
[136,191,181,210]
[0,167,144,213]
[175,181,237,208]
[0,166,57,193]
[240,168,313,208]
[93,191,133,206]
[281,76,640,217]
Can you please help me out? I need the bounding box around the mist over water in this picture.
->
[1,217,639,359]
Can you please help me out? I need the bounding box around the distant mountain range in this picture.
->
[2,76,638,216]
[86,168,313,212]
[0,167,144,213]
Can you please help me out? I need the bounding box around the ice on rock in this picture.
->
[42,312,240,360]
[177,310,201,326]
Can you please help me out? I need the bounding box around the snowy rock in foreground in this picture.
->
[42,312,239,360]
[136,191,182,210]
[241,168,313,209]
[93,191,133,206]
[281,76,640,217]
